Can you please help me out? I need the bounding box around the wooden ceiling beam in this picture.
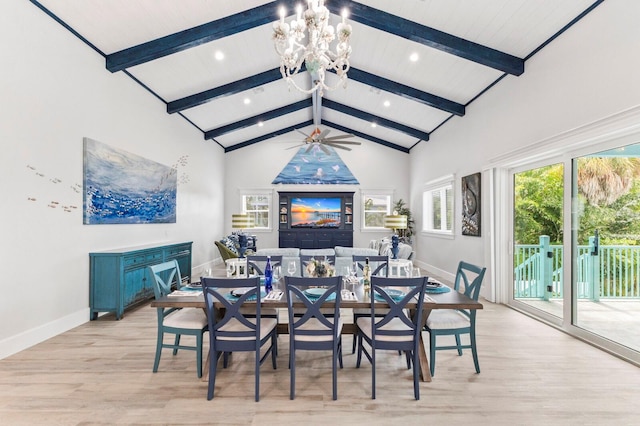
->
[321,99,429,141]
[328,0,524,76]
[205,99,312,139]
[106,1,297,72]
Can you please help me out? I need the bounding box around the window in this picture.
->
[361,192,392,229]
[423,175,454,235]
[242,193,271,230]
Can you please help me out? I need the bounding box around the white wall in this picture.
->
[0,2,225,358]
[409,0,640,300]
[224,135,411,248]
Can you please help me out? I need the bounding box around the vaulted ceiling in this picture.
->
[32,0,602,153]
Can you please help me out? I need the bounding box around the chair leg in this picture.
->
[404,351,411,369]
[289,341,296,400]
[455,334,463,356]
[271,334,278,369]
[429,332,436,377]
[371,346,376,400]
[356,334,363,368]
[173,334,180,356]
[196,333,203,378]
[255,344,260,402]
[153,330,163,373]
[207,350,219,400]
[338,337,343,369]
[471,328,480,374]
[332,347,338,400]
[412,349,420,400]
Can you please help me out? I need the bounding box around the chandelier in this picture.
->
[272,0,352,96]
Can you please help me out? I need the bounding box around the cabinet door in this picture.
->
[279,231,297,248]
[298,231,315,249]
[124,268,149,307]
[316,231,333,249]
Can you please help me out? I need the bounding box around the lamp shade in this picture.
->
[384,214,407,230]
[231,213,254,229]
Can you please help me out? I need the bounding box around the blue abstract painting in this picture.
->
[83,138,177,224]
[272,144,359,185]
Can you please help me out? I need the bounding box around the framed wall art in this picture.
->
[83,138,177,224]
[461,172,481,236]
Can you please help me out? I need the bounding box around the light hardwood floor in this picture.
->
[1,299,639,425]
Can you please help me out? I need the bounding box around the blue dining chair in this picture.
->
[201,276,278,402]
[284,276,343,400]
[424,261,486,377]
[355,276,427,400]
[148,260,208,378]
[351,255,390,354]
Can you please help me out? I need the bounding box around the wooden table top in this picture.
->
[150,284,483,311]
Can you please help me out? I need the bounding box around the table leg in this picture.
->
[418,307,433,382]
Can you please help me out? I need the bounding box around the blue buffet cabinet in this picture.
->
[89,241,192,320]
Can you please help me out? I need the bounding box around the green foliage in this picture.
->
[515,160,640,246]
[393,199,414,242]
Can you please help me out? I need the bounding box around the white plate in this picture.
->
[304,288,326,297]
[231,287,250,297]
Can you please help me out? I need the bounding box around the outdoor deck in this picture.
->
[519,299,640,351]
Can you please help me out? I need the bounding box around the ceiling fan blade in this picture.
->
[296,129,310,138]
[323,140,361,145]
[324,143,352,151]
[322,134,355,141]
[319,143,330,155]
[318,129,330,140]
[286,143,306,150]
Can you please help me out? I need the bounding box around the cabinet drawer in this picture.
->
[124,251,162,267]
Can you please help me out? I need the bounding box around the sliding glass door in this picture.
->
[572,145,640,352]
[513,163,564,320]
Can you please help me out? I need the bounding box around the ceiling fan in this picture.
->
[287,127,361,154]
[286,82,361,154]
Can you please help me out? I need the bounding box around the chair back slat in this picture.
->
[202,277,262,348]
[285,276,342,342]
[246,255,283,276]
[454,261,486,302]
[148,260,182,299]
[353,255,389,277]
[369,277,427,341]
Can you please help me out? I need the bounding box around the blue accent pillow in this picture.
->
[220,237,238,255]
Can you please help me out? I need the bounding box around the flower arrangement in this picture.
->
[305,257,335,278]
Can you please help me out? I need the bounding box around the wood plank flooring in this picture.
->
[1,300,639,425]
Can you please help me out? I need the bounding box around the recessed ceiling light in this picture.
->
[409,52,419,62]
[243,98,251,105]
[258,121,264,127]
[214,50,224,61]
[371,122,377,128]
[383,100,390,107]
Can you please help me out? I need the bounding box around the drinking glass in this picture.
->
[350,262,358,278]
[272,265,282,290]
[287,261,297,277]
[412,267,421,278]
[204,267,213,277]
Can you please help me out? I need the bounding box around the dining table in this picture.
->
[150,278,483,383]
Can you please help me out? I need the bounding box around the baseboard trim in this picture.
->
[0,308,89,359]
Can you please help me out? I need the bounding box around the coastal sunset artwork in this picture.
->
[291,197,341,228]
[83,138,177,224]
[272,144,359,185]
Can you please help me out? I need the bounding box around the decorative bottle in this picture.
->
[363,257,372,297]
[264,256,273,294]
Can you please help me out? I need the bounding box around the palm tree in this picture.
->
[577,157,640,206]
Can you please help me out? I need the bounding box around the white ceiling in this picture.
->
[33,0,601,153]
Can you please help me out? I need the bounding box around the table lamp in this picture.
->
[231,213,254,258]
[384,211,407,259]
